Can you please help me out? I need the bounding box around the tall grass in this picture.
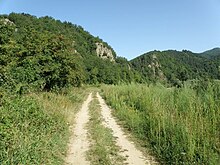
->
[101,83,220,164]
[0,87,89,164]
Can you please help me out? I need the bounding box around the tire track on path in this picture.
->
[65,93,93,165]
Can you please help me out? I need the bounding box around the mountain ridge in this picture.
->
[130,49,220,85]
[199,47,220,59]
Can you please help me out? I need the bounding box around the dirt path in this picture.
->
[65,92,157,165]
[65,93,93,165]
[96,92,153,165]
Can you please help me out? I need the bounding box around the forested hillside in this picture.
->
[200,47,220,59]
[0,13,142,94]
[130,49,220,86]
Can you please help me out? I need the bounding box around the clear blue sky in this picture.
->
[0,0,220,59]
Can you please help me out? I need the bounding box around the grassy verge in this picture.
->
[87,94,124,165]
[101,83,220,164]
[0,87,89,164]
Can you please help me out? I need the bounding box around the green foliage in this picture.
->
[0,15,86,92]
[0,96,68,164]
[101,83,220,164]
[84,56,143,85]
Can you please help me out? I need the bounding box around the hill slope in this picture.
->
[130,49,220,85]
[200,47,220,59]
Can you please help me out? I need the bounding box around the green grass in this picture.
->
[101,83,220,165]
[87,94,124,165]
[0,87,89,164]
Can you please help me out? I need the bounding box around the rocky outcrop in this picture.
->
[0,18,15,25]
[148,54,166,80]
[0,18,17,32]
[96,43,115,62]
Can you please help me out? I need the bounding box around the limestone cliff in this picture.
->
[96,43,115,62]
[0,18,18,32]
[0,18,15,25]
[148,54,166,80]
